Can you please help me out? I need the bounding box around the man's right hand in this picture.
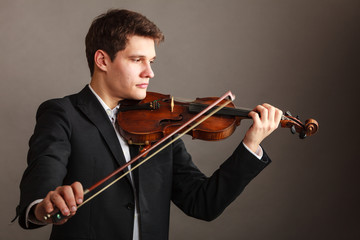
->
[33,181,84,225]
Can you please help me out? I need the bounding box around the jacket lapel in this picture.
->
[74,86,128,168]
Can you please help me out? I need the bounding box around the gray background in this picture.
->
[1,0,359,239]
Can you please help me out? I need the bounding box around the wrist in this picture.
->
[28,204,47,225]
[242,138,260,153]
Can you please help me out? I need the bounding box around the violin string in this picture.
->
[76,98,234,209]
[172,96,194,103]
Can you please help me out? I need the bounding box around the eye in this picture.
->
[132,58,141,63]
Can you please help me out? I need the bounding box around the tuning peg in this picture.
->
[290,125,296,134]
[285,111,292,117]
[299,131,306,139]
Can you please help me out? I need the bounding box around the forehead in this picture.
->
[122,35,156,57]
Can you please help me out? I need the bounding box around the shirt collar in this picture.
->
[88,84,119,119]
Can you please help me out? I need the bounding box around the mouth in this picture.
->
[136,83,149,89]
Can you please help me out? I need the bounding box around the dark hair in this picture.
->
[85,9,164,76]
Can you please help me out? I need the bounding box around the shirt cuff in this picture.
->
[242,142,263,160]
[25,199,47,228]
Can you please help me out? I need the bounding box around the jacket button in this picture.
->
[126,203,135,210]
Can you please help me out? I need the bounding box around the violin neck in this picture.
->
[188,102,251,118]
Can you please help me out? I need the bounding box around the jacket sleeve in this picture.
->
[17,99,72,229]
[171,138,270,221]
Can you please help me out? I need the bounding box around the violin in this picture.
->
[117,92,318,146]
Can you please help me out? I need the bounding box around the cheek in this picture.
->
[117,64,136,77]
[110,67,130,83]
[109,62,140,89]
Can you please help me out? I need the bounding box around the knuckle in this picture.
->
[44,198,52,205]
[47,190,55,197]
[52,190,61,197]
[50,193,59,202]
[71,181,83,191]
[263,103,270,107]
[41,198,52,209]
[258,107,266,115]
[60,185,72,195]
[268,106,275,113]
[72,181,80,187]
[256,104,264,111]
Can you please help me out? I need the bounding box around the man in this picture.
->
[17,9,282,240]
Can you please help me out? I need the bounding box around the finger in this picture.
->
[256,105,268,122]
[43,193,55,214]
[248,110,261,126]
[71,181,84,205]
[34,198,54,224]
[263,104,283,125]
[274,108,283,124]
[50,188,71,217]
[263,103,275,122]
[59,185,78,215]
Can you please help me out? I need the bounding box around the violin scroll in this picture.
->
[280,111,318,139]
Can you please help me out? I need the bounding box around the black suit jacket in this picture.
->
[18,86,271,240]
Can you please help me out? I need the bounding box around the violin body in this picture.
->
[117,92,245,145]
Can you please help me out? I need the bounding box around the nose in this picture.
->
[141,62,155,79]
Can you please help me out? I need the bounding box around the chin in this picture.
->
[130,90,147,100]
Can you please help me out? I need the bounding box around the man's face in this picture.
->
[105,35,156,101]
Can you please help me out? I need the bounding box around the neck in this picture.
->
[90,78,120,109]
[188,102,252,118]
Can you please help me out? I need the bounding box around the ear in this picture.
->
[94,50,109,72]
